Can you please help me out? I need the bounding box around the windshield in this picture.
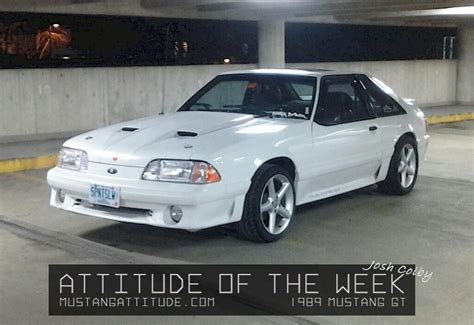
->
[178,74,317,120]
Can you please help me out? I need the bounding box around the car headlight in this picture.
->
[142,160,221,184]
[57,147,88,171]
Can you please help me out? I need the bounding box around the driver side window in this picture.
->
[315,76,372,125]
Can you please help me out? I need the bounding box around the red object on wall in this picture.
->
[35,25,71,59]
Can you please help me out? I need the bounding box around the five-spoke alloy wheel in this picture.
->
[239,164,296,242]
[379,135,419,195]
[260,174,294,235]
[398,143,417,188]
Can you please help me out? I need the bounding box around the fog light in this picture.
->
[58,189,65,203]
[170,206,183,223]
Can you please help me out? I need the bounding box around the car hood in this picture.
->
[64,111,300,167]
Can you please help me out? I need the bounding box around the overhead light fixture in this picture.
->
[223,58,231,63]
[370,5,474,19]
[435,6,474,15]
[52,23,60,28]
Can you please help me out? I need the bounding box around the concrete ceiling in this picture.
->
[1,0,473,26]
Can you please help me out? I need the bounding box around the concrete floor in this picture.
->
[0,121,473,324]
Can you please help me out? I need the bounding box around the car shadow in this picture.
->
[79,184,386,261]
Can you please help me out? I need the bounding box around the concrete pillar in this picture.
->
[456,27,474,105]
[258,20,285,68]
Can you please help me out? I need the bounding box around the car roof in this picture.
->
[218,68,360,78]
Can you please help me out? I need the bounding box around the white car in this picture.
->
[47,69,429,242]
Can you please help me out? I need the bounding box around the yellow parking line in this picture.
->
[0,154,57,174]
[427,112,474,125]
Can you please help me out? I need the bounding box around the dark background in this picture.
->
[286,22,457,62]
[0,11,457,69]
[0,12,258,68]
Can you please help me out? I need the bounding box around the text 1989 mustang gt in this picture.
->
[47,69,429,242]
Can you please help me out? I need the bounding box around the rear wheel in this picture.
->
[379,135,418,195]
[239,164,295,242]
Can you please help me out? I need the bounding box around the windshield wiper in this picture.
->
[192,102,213,110]
[241,108,273,118]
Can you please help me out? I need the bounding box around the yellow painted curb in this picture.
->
[0,154,57,174]
[427,112,474,125]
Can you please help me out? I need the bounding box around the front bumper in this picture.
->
[47,166,249,231]
[419,134,430,160]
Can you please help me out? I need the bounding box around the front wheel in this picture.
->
[379,135,419,195]
[239,164,295,242]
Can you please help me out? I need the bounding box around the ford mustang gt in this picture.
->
[47,69,429,242]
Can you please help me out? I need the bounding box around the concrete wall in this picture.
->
[288,60,458,107]
[456,27,474,105]
[0,59,458,143]
[0,64,256,143]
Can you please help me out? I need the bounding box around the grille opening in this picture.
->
[76,200,150,218]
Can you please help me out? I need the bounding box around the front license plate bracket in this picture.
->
[89,184,120,208]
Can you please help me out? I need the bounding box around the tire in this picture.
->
[378,135,419,195]
[238,164,296,242]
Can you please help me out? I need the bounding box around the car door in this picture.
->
[357,74,409,166]
[303,74,383,202]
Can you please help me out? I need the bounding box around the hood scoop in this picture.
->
[121,127,139,132]
[177,131,198,137]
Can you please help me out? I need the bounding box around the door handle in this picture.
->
[369,126,378,131]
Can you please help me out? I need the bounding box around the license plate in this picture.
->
[89,184,120,208]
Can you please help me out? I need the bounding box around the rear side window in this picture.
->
[315,76,373,125]
[358,75,406,117]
